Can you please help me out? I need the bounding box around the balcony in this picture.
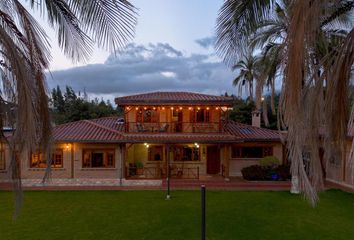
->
[125,122,222,133]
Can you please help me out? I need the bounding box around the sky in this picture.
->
[28,1,236,102]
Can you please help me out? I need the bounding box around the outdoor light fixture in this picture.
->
[261,97,265,101]
[206,107,210,110]
[135,107,139,110]
[144,143,147,146]
[171,107,174,110]
[162,107,165,110]
[179,107,182,110]
[66,144,70,150]
[144,107,147,110]
[197,107,201,110]
[188,107,193,110]
[216,107,219,110]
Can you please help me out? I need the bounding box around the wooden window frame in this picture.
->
[173,145,200,162]
[231,146,273,159]
[82,149,115,168]
[30,149,64,168]
[195,109,210,123]
[136,108,159,123]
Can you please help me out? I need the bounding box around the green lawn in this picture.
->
[0,190,353,240]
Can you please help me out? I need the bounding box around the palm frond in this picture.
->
[215,0,274,66]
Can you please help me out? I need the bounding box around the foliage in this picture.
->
[216,0,354,204]
[260,156,280,168]
[0,0,137,213]
[134,161,144,169]
[241,164,290,181]
[228,95,279,129]
[241,165,267,180]
[274,164,291,180]
[51,86,122,124]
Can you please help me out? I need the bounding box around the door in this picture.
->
[207,146,220,174]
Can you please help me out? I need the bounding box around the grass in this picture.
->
[0,190,354,240]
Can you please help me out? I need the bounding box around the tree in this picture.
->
[0,0,137,214]
[216,0,354,204]
[51,85,121,124]
[232,51,261,101]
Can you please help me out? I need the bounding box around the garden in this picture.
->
[0,190,354,240]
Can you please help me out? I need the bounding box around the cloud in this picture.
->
[47,42,235,101]
[195,36,215,49]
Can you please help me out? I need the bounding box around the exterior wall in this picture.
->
[228,142,284,177]
[0,142,122,181]
[72,143,122,179]
[326,140,354,187]
[125,107,222,133]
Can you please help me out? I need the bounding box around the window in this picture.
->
[82,149,115,168]
[136,108,159,123]
[195,109,210,123]
[173,145,200,161]
[148,146,163,161]
[231,146,273,159]
[0,143,5,170]
[30,149,63,168]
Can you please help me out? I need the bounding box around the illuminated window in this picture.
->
[173,145,200,161]
[30,149,63,168]
[82,149,115,168]
[195,109,210,123]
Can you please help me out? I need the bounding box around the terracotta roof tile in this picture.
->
[224,121,281,141]
[53,117,280,143]
[53,119,124,142]
[115,91,233,106]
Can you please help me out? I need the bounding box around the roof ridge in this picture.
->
[83,120,124,136]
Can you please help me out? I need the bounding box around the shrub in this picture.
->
[259,156,280,168]
[135,161,144,169]
[241,165,267,180]
[274,164,291,180]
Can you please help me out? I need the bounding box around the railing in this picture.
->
[126,163,199,179]
[125,122,222,133]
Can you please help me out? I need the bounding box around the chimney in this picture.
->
[252,110,261,128]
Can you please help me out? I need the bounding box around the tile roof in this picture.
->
[224,121,281,141]
[53,117,281,143]
[53,118,125,142]
[115,91,234,106]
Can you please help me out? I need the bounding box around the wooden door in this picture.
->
[207,146,220,174]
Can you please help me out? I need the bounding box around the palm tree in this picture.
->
[232,52,261,101]
[216,0,354,204]
[0,0,137,214]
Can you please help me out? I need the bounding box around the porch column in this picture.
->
[119,144,124,186]
[166,144,171,200]
[224,144,230,178]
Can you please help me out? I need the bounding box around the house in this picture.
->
[0,91,285,185]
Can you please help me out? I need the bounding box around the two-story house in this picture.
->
[0,91,284,186]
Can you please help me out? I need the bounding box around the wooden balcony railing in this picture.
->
[125,122,222,133]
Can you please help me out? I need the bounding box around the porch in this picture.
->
[124,143,226,180]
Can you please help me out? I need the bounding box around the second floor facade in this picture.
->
[115,92,234,134]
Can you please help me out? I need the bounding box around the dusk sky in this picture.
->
[29,1,236,102]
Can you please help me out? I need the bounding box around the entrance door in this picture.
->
[207,146,220,174]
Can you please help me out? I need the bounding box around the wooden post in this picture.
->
[201,184,206,240]
[166,144,171,200]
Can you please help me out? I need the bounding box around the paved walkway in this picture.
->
[0,177,291,191]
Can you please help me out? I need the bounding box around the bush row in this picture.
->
[241,164,291,181]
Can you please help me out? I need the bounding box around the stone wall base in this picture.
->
[0,178,162,187]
